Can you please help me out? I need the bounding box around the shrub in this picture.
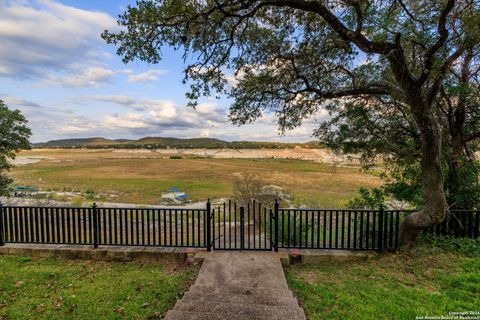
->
[419,233,480,256]
[84,188,95,200]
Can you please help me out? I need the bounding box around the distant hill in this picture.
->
[34,137,123,147]
[33,137,325,149]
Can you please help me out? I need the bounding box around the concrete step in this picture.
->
[164,311,306,320]
[187,285,294,298]
[193,252,290,291]
[163,253,306,320]
[173,300,305,319]
[180,291,300,307]
[164,304,306,320]
[164,309,268,320]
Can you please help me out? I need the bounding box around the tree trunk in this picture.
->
[398,98,447,247]
[446,127,464,208]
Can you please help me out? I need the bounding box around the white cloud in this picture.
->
[237,131,277,140]
[200,129,210,137]
[195,103,217,114]
[43,67,117,87]
[57,124,96,134]
[127,69,167,83]
[21,97,319,143]
[90,95,136,106]
[37,67,168,87]
[0,0,116,78]
[0,0,163,88]
[147,102,178,119]
[0,1,326,143]
[288,127,312,137]
[81,95,228,132]
[104,113,149,129]
[1,94,41,108]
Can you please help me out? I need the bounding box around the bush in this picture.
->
[84,188,95,200]
[419,233,480,256]
[233,173,264,206]
[347,187,386,209]
[169,156,183,159]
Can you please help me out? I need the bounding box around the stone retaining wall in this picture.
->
[0,244,199,263]
[0,244,374,264]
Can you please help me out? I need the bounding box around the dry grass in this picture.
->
[11,149,381,207]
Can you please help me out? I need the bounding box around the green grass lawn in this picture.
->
[286,236,480,320]
[0,256,198,319]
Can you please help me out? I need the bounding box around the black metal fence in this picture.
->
[0,201,478,252]
[0,204,207,248]
[425,209,480,239]
[211,200,273,251]
[277,208,401,251]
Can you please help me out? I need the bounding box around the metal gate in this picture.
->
[210,200,273,251]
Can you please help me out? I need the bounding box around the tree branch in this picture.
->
[258,0,396,54]
[286,86,390,100]
[427,47,465,106]
[418,0,456,84]
[465,131,480,143]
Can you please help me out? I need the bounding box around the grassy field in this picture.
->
[286,236,480,320]
[10,149,381,207]
[0,255,197,320]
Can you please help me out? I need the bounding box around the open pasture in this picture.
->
[10,149,381,207]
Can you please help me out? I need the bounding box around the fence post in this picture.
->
[0,202,4,246]
[377,207,384,253]
[206,199,211,252]
[240,206,245,251]
[274,199,279,252]
[92,203,98,249]
[474,210,480,239]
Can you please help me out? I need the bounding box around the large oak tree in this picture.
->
[103,0,480,246]
[317,50,480,210]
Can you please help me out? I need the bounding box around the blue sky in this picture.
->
[0,0,324,143]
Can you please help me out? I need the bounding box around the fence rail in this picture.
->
[0,201,478,252]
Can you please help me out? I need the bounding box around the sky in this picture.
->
[0,0,327,143]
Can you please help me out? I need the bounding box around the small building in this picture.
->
[260,185,290,200]
[161,188,190,204]
[13,186,37,197]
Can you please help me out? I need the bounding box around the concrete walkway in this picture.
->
[164,252,306,320]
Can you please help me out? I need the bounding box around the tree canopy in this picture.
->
[104,1,478,120]
[0,101,31,195]
[103,0,480,245]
